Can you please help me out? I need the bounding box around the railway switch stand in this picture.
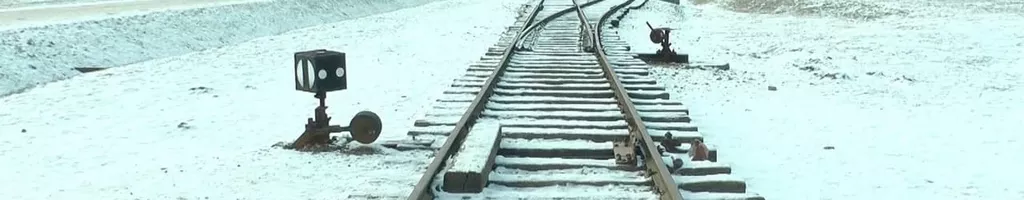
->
[635,22,689,64]
[290,49,382,150]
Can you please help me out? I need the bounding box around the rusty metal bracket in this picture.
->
[292,91,337,150]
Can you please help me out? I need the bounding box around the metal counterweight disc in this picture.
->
[649,30,664,43]
[350,111,382,144]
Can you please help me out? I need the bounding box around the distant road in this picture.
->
[0,0,115,9]
[0,0,268,30]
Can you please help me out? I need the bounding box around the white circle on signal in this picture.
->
[335,68,345,78]
[317,69,327,79]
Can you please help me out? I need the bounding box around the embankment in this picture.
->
[0,0,442,97]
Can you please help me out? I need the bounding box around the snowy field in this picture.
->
[0,0,442,97]
[620,0,1023,199]
[0,0,268,29]
[0,0,525,199]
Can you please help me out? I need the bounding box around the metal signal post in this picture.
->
[290,49,382,150]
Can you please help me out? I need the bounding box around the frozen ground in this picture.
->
[620,0,1023,199]
[0,0,442,97]
[0,0,524,199]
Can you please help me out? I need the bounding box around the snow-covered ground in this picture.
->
[620,0,1023,199]
[0,0,442,97]
[0,0,525,199]
[3,0,1019,199]
[0,0,114,9]
[0,0,268,29]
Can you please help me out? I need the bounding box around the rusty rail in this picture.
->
[406,1,547,199]
[572,0,684,199]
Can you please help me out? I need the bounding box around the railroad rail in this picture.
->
[405,0,764,199]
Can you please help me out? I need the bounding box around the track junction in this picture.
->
[401,0,764,199]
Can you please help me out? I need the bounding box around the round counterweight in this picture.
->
[649,29,666,44]
[350,111,382,144]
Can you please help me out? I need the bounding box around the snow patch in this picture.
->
[490,167,648,183]
[694,0,908,20]
[501,138,610,150]
[448,120,501,172]
[622,0,1024,199]
[0,0,444,97]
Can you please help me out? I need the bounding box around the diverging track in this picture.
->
[406,0,764,199]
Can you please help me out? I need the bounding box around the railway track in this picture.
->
[404,0,764,199]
